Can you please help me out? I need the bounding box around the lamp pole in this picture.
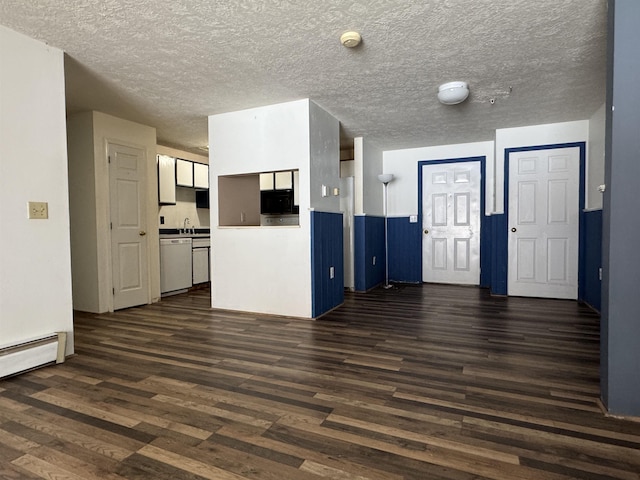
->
[378,174,394,289]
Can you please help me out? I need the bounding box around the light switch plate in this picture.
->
[28,201,48,219]
[409,215,418,223]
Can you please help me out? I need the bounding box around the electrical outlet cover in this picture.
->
[28,201,48,219]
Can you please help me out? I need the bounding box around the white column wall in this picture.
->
[67,111,159,313]
[0,26,74,354]
[383,142,495,217]
[209,99,313,317]
[309,101,340,212]
[363,139,384,216]
[353,137,384,216]
[495,120,589,213]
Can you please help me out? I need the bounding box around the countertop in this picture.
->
[159,228,210,238]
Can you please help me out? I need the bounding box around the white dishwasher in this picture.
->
[160,237,193,295]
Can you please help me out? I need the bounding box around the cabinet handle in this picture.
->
[139,231,147,236]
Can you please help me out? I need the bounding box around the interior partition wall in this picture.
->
[601,0,640,417]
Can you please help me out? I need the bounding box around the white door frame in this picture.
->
[418,156,487,286]
[503,142,586,299]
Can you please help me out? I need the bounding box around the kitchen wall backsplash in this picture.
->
[159,187,210,229]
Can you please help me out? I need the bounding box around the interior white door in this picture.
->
[422,162,481,285]
[109,143,149,310]
[507,147,579,299]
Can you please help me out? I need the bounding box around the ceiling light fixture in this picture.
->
[437,81,469,105]
[340,31,361,48]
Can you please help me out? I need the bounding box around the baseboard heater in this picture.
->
[0,332,67,379]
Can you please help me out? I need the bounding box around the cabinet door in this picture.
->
[275,171,292,189]
[194,163,209,189]
[192,247,209,284]
[260,173,274,191]
[176,159,194,187]
[157,155,176,204]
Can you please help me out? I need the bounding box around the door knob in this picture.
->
[511,227,517,232]
[424,229,429,234]
[139,230,147,236]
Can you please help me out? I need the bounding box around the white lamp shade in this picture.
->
[378,173,394,184]
[438,81,469,105]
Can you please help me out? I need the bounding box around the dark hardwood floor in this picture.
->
[2,284,640,480]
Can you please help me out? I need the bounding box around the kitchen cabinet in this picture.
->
[192,237,210,284]
[176,159,194,187]
[260,173,274,190]
[275,171,292,189]
[158,155,176,204]
[194,163,209,189]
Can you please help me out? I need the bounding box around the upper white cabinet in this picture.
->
[193,163,209,189]
[176,159,194,187]
[293,170,300,206]
[275,171,293,189]
[157,155,176,204]
[260,173,274,191]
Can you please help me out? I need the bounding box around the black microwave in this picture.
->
[261,189,298,215]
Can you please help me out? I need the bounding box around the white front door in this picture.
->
[422,162,481,285]
[507,147,580,299]
[109,143,149,310]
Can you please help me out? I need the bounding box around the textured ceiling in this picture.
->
[0,0,608,154]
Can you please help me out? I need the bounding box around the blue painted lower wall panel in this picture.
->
[582,209,602,312]
[491,213,508,296]
[311,211,344,317]
[354,215,385,291]
[388,217,422,283]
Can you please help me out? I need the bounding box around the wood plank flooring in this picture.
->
[2,284,640,480]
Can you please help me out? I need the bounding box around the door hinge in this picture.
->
[108,155,111,164]
[110,222,112,230]
[112,288,115,295]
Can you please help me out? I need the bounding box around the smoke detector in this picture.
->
[340,31,361,48]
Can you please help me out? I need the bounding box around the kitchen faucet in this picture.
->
[182,217,190,234]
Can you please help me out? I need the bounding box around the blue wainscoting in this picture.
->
[354,215,385,291]
[311,211,344,317]
[490,213,508,296]
[479,213,492,289]
[582,209,602,312]
[388,217,422,283]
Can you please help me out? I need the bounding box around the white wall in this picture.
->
[362,139,384,216]
[0,26,74,354]
[309,101,340,212]
[67,112,99,312]
[67,111,158,312]
[209,99,313,317]
[495,120,589,213]
[159,187,210,229]
[383,141,495,217]
[340,160,355,178]
[353,137,384,216]
[588,103,606,210]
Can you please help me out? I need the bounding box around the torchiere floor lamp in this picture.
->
[378,173,394,289]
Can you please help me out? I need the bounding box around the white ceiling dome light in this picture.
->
[438,81,469,105]
[340,31,362,48]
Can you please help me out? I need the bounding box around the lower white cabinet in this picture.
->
[192,247,209,284]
